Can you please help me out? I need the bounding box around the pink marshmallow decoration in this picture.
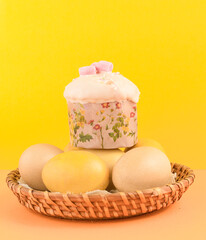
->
[91,61,113,73]
[79,66,97,75]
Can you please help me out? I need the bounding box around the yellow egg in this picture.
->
[64,142,81,151]
[113,147,174,192]
[19,144,63,190]
[42,151,109,193]
[83,149,124,190]
[125,138,165,153]
[64,145,124,190]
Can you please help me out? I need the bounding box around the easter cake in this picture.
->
[6,60,195,220]
[64,61,140,149]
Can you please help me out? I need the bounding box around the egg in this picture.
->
[125,138,165,153]
[19,144,63,190]
[64,143,124,190]
[64,142,81,151]
[83,149,124,190]
[42,151,109,193]
[112,146,174,192]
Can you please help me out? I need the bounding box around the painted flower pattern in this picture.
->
[88,120,94,125]
[77,122,84,128]
[130,112,135,118]
[93,124,101,130]
[122,126,129,133]
[116,102,121,109]
[101,103,110,108]
[93,124,104,148]
[80,109,85,115]
[67,101,137,148]
[68,105,93,147]
[100,110,105,114]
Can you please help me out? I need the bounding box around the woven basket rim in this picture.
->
[6,162,195,202]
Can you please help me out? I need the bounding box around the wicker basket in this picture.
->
[6,163,195,220]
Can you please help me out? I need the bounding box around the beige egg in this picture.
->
[112,146,174,192]
[19,144,63,190]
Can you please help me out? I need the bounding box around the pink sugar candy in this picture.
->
[91,61,113,73]
[79,66,97,75]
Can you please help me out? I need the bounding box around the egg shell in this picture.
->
[19,144,63,191]
[125,138,165,153]
[64,145,124,190]
[42,151,109,194]
[64,142,81,151]
[112,146,174,192]
[83,149,124,190]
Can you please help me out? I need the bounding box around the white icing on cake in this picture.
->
[64,72,140,104]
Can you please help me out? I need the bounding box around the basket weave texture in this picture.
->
[6,163,195,220]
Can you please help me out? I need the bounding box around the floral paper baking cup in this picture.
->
[67,100,137,149]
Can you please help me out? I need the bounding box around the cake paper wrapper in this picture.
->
[67,101,138,149]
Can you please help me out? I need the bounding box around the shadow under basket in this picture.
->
[6,163,195,220]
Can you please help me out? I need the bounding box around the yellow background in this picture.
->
[0,0,205,169]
